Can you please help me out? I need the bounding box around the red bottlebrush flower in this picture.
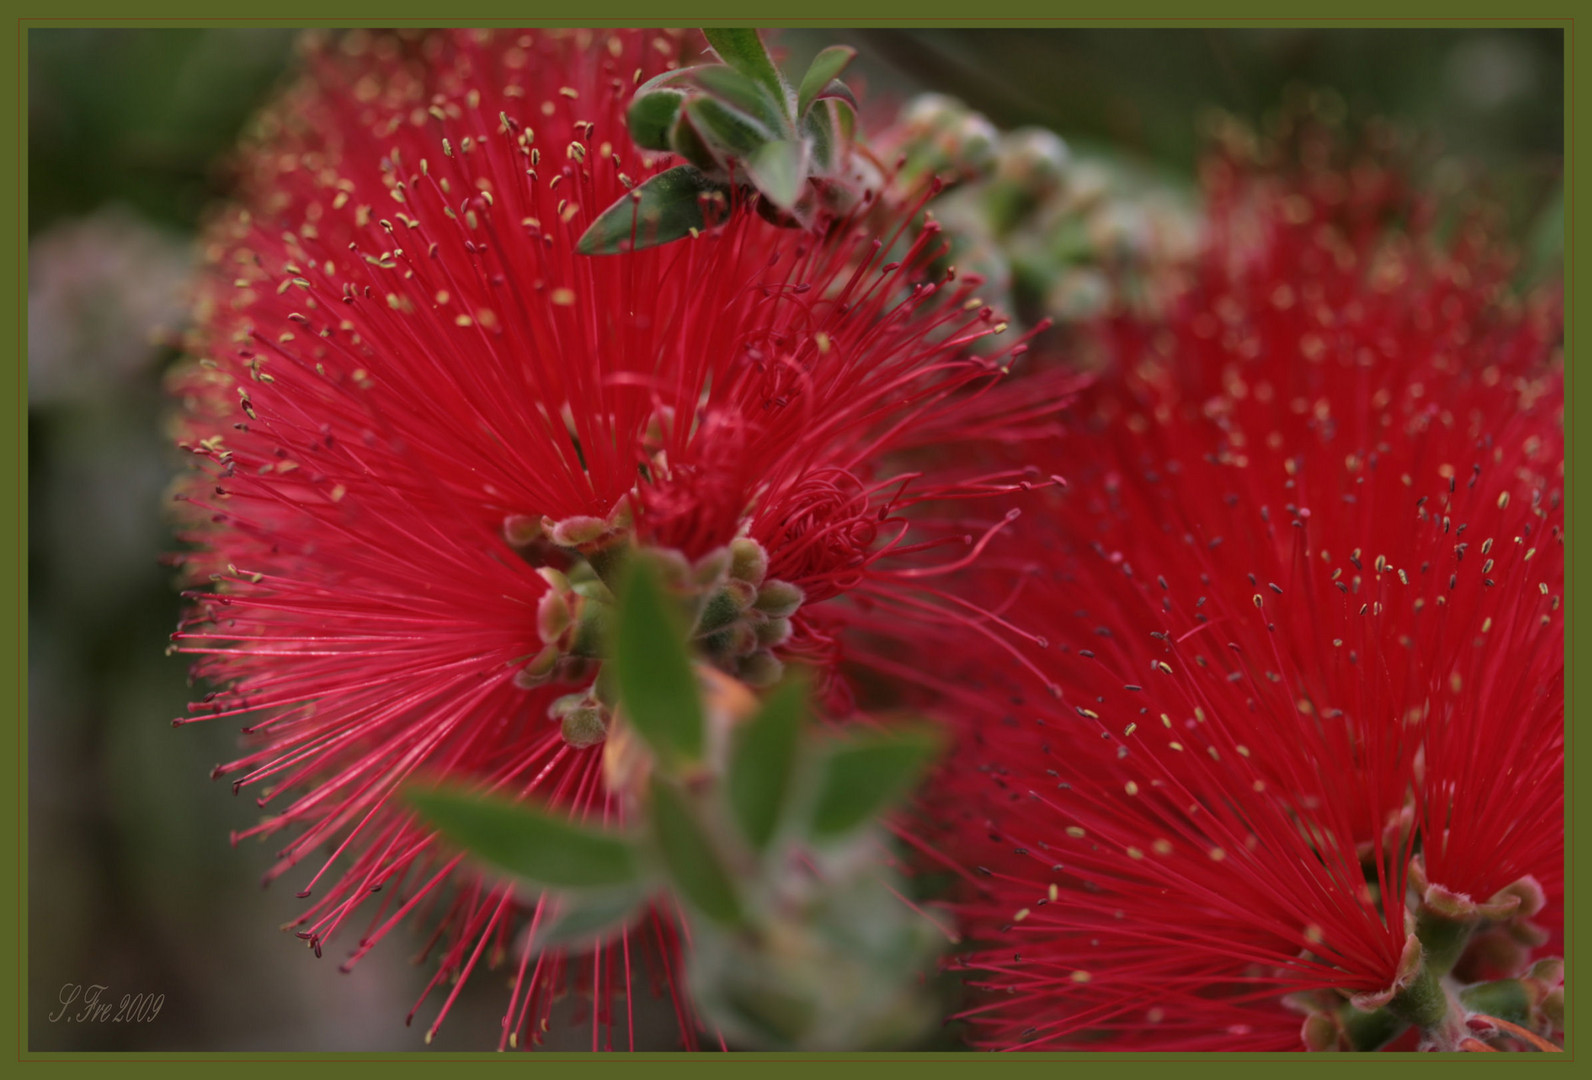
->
[923,151,1563,1051]
[168,28,1025,1049]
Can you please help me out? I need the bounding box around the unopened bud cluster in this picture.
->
[506,508,805,751]
[885,93,1198,336]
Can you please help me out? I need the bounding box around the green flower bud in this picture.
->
[754,615,792,648]
[729,536,770,587]
[537,589,572,644]
[698,580,757,635]
[1300,1011,1340,1052]
[551,693,610,749]
[503,513,546,548]
[1543,987,1563,1029]
[513,644,562,689]
[546,514,610,548]
[560,703,608,749]
[753,579,804,619]
[536,566,572,594]
[738,649,784,687]
[995,128,1071,193]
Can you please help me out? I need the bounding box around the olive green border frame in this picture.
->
[2,2,1579,1074]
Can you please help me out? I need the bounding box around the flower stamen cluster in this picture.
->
[921,131,1563,1052]
[168,27,1052,1049]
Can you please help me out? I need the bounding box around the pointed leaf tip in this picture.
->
[406,786,642,889]
[797,45,856,118]
[810,79,859,116]
[808,725,945,840]
[577,166,723,256]
[702,29,785,108]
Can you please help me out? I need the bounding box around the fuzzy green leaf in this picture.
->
[797,45,855,118]
[683,97,771,162]
[743,139,806,212]
[613,556,704,764]
[630,66,700,100]
[802,105,836,173]
[577,165,722,255]
[649,779,745,926]
[627,88,687,151]
[691,63,787,132]
[809,79,858,116]
[727,678,807,851]
[836,98,855,142]
[808,726,944,840]
[669,109,722,174]
[408,786,642,889]
[702,29,785,107]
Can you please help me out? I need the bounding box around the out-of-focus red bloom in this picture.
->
[922,146,1563,1050]
[168,27,1029,1049]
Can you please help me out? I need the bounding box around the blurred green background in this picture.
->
[26,26,1563,1052]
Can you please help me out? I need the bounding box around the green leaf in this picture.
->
[649,778,745,926]
[531,886,651,951]
[797,45,855,118]
[630,66,701,99]
[702,29,785,108]
[668,109,722,174]
[809,79,858,116]
[577,166,723,255]
[407,786,642,889]
[836,98,855,142]
[683,97,771,163]
[627,88,687,151]
[613,555,704,764]
[807,726,945,840]
[728,678,807,851]
[743,139,806,212]
[802,106,836,173]
[691,63,787,132]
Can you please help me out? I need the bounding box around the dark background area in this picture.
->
[26,26,1563,1052]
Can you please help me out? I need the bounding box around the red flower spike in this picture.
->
[169,28,1037,1049]
[923,153,1562,1051]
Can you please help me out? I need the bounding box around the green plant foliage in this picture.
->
[611,557,706,763]
[797,45,856,118]
[648,779,745,927]
[727,677,807,852]
[576,165,726,255]
[808,726,945,840]
[743,139,807,211]
[702,28,787,104]
[407,787,643,890]
[579,28,865,253]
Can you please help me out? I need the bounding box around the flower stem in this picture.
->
[1412,900,1477,978]
[1384,955,1469,1051]
[1338,1004,1409,1051]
